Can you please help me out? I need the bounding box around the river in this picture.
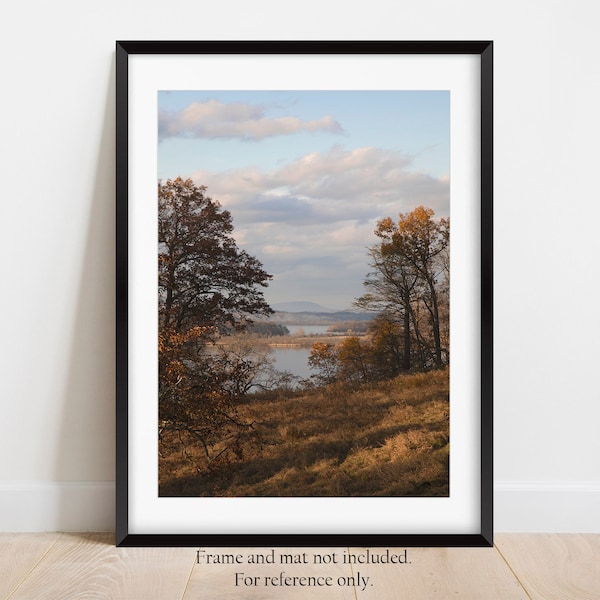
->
[269,346,313,380]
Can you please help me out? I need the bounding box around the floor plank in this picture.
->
[183,547,356,599]
[4,534,600,599]
[346,546,530,599]
[496,533,600,600]
[0,533,60,598]
[8,533,195,600]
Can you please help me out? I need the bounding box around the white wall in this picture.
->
[1,0,598,533]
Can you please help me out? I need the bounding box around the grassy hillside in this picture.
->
[159,368,449,497]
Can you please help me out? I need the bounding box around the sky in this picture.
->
[158,91,450,311]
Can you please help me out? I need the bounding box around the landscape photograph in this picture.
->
[157,90,450,497]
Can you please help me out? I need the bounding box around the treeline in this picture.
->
[246,321,290,337]
[310,206,449,385]
[326,320,370,334]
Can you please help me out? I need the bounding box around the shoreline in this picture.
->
[216,333,367,350]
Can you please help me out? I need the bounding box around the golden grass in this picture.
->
[159,368,449,497]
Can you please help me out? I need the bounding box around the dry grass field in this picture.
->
[159,369,449,497]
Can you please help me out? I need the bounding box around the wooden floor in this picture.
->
[1,534,598,599]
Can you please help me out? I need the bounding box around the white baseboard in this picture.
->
[0,481,115,532]
[0,480,598,533]
[495,481,600,533]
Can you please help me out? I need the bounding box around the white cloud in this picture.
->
[159,100,343,141]
[185,144,449,307]
[191,145,449,223]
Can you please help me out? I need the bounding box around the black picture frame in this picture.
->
[116,40,493,547]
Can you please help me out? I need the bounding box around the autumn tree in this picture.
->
[368,314,404,379]
[308,342,339,385]
[396,207,449,367]
[356,206,449,371]
[158,178,273,470]
[337,336,374,383]
[355,220,418,371]
[159,177,272,334]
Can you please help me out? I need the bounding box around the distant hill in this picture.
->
[271,301,340,313]
[268,309,373,326]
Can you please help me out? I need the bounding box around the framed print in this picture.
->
[116,41,493,547]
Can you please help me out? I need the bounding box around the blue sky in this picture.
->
[158,91,450,310]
